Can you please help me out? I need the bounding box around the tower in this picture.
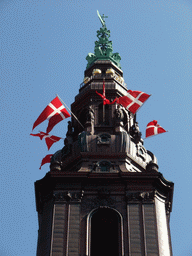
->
[35,12,174,256]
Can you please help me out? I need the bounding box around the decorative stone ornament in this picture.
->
[126,191,154,202]
[53,190,84,202]
[106,68,115,75]
[83,76,90,84]
[92,69,102,75]
[86,12,121,69]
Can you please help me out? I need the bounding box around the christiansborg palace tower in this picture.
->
[35,12,174,256]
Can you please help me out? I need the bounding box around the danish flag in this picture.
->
[39,154,53,170]
[96,80,117,105]
[146,120,167,138]
[32,96,70,133]
[30,131,62,150]
[116,90,150,114]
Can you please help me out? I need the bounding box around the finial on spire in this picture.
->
[97,10,108,27]
[86,11,121,69]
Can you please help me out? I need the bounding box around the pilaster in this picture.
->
[50,191,84,256]
[126,191,159,256]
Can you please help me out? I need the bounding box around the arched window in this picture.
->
[90,208,122,256]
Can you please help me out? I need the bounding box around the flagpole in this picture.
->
[56,94,84,129]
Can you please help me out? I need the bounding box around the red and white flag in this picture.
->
[30,131,62,150]
[32,96,70,133]
[39,154,53,170]
[116,90,150,114]
[146,120,167,138]
[96,80,117,105]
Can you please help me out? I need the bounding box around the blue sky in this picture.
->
[1,0,192,255]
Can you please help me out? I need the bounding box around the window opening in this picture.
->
[91,208,119,256]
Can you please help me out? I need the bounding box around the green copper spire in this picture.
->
[86,11,121,69]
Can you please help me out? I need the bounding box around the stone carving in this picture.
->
[130,121,142,144]
[50,138,72,171]
[99,161,111,172]
[115,106,124,123]
[139,192,150,200]
[136,144,147,161]
[146,161,159,172]
[126,191,154,202]
[86,105,95,122]
[63,138,72,156]
[53,191,84,202]
[50,150,62,171]
[85,105,95,134]
[92,161,117,173]
[97,133,111,145]
[146,150,159,172]
[78,131,89,152]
